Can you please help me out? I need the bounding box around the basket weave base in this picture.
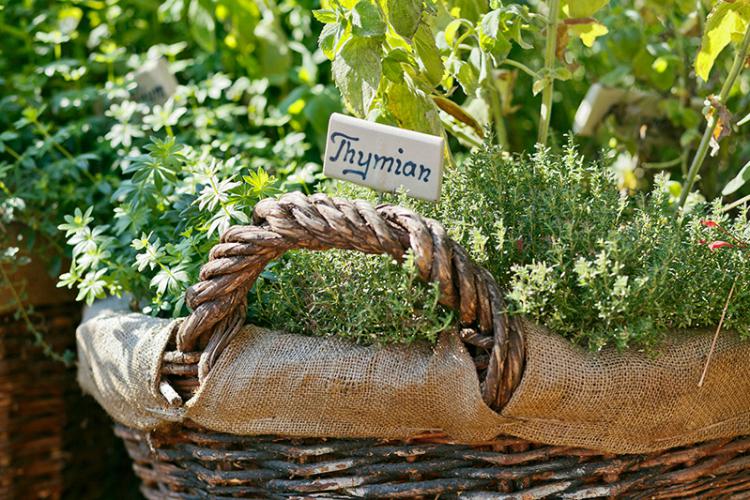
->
[0,303,139,500]
[0,305,75,500]
[115,422,750,499]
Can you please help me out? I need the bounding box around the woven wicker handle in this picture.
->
[177,192,524,410]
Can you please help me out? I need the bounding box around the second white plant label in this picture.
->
[323,113,444,202]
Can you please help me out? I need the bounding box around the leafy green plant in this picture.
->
[0,0,340,350]
[680,1,750,209]
[261,142,750,350]
[313,0,609,153]
[252,250,453,345]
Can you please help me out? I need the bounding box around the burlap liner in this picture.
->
[77,298,750,454]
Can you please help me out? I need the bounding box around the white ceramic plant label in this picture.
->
[323,113,444,202]
[133,58,178,105]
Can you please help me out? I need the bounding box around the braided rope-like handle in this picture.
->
[177,192,524,410]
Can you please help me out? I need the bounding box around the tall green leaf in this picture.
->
[188,0,216,53]
[723,160,750,196]
[695,1,750,81]
[352,0,386,38]
[386,0,422,38]
[333,37,382,116]
[414,24,444,87]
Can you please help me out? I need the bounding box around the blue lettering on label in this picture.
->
[329,131,431,183]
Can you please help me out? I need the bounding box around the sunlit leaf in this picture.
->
[561,0,608,19]
[386,0,422,38]
[332,37,382,116]
[722,160,750,196]
[188,0,216,53]
[352,0,385,38]
[413,24,444,87]
[695,1,750,81]
[569,22,608,47]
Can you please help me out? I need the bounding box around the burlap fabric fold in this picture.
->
[77,299,750,454]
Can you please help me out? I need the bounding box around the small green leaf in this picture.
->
[385,80,442,136]
[382,49,416,83]
[188,0,216,53]
[352,0,386,38]
[332,37,382,116]
[444,19,464,46]
[532,77,546,96]
[414,24,444,87]
[319,23,339,60]
[255,16,293,85]
[553,67,572,81]
[387,47,416,65]
[561,0,608,19]
[478,10,513,63]
[387,0,422,38]
[569,22,609,47]
[313,9,337,24]
[383,56,405,82]
[454,60,479,95]
[722,160,750,196]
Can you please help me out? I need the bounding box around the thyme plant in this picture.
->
[255,142,750,350]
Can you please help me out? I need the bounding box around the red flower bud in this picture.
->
[699,239,706,244]
[708,240,733,251]
[701,220,719,228]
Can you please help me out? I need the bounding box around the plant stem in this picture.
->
[503,59,539,79]
[0,264,70,365]
[4,145,22,163]
[641,154,686,170]
[677,25,750,211]
[31,119,99,185]
[486,81,508,148]
[537,0,560,146]
[698,276,736,387]
[721,193,750,213]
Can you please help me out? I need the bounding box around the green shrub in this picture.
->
[253,142,750,350]
[251,250,452,345]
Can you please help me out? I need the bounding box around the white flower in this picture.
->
[205,73,232,100]
[143,99,187,131]
[106,100,139,122]
[105,122,144,148]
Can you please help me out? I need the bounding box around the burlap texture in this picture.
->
[501,322,750,453]
[77,298,184,428]
[77,301,750,453]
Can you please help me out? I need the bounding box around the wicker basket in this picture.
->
[0,257,138,500]
[0,303,75,499]
[96,193,750,498]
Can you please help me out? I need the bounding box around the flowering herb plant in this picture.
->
[255,142,750,350]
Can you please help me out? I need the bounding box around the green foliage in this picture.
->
[695,0,750,82]
[314,0,610,151]
[58,136,285,313]
[0,0,341,319]
[252,250,453,345]
[424,143,750,350]
[309,1,750,210]
[266,142,750,350]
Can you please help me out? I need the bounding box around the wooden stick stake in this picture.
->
[698,277,737,387]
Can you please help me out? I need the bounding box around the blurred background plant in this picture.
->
[315,0,750,206]
[0,0,339,318]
